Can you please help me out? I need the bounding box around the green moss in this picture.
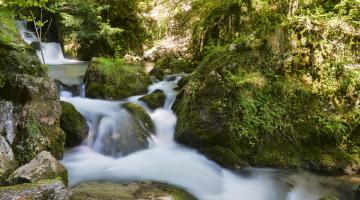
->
[85,58,151,99]
[139,90,166,109]
[0,178,63,192]
[122,103,154,132]
[202,146,245,168]
[60,101,88,147]
[165,186,197,200]
[13,117,65,165]
[175,39,359,173]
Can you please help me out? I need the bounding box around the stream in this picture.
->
[18,20,359,200]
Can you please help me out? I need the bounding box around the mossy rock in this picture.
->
[8,151,68,186]
[139,89,166,109]
[93,103,153,157]
[84,58,151,100]
[201,146,247,169]
[122,103,154,133]
[5,76,66,164]
[150,56,196,80]
[70,181,196,200]
[175,47,360,174]
[60,101,88,147]
[0,178,68,199]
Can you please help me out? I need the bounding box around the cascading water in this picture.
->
[60,76,357,200]
[16,20,80,65]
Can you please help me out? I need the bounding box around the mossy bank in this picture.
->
[175,0,360,175]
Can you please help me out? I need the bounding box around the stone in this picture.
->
[0,136,17,182]
[8,151,68,186]
[139,90,166,109]
[0,179,68,200]
[0,101,14,144]
[69,181,195,200]
[60,102,88,147]
[96,103,154,157]
[0,74,66,165]
[84,58,151,100]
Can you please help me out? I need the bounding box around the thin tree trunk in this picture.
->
[30,10,46,64]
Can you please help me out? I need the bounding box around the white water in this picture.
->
[16,20,80,65]
[60,76,355,200]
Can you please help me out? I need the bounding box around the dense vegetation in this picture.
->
[174,0,360,173]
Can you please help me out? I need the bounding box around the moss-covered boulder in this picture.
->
[0,74,66,165]
[0,179,68,200]
[139,90,166,109]
[60,101,88,147]
[149,56,196,80]
[175,47,359,174]
[122,103,154,133]
[70,181,196,200]
[8,151,68,186]
[174,0,360,174]
[84,58,151,99]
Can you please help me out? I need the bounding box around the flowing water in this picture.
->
[59,76,358,200]
[16,23,359,200]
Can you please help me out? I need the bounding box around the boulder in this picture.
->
[70,181,195,200]
[97,103,154,157]
[0,179,68,200]
[8,151,68,186]
[0,74,66,165]
[122,103,154,134]
[139,90,166,109]
[0,136,17,182]
[84,58,151,100]
[60,102,88,147]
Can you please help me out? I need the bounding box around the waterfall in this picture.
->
[16,20,80,65]
[59,75,355,200]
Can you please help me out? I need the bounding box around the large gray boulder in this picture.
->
[0,136,17,182]
[95,103,154,157]
[8,151,67,186]
[0,179,68,200]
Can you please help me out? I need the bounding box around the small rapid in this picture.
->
[60,75,357,200]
